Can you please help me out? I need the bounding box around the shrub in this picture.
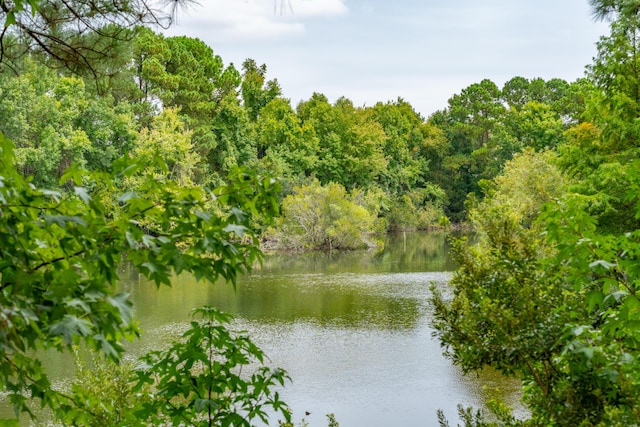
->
[271,180,381,251]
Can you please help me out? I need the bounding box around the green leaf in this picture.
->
[194,398,218,412]
[73,187,91,204]
[41,189,62,202]
[118,191,139,204]
[59,164,84,186]
[223,224,247,236]
[43,215,87,228]
[194,210,211,221]
[587,291,605,311]
[65,298,91,313]
[49,315,93,344]
[92,333,120,360]
[107,293,132,325]
[5,11,16,27]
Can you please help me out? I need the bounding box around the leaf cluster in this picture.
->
[133,306,291,427]
[0,132,280,419]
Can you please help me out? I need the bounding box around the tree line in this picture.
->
[0,24,594,249]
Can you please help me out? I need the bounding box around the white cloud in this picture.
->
[166,0,347,42]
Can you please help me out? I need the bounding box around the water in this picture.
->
[125,231,522,426]
[2,231,523,426]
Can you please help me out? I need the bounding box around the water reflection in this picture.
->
[257,231,459,275]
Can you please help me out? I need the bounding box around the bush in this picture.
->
[269,180,381,251]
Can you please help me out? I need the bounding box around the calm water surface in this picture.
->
[125,231,522,426]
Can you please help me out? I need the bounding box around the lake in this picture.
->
[2,231,522,426]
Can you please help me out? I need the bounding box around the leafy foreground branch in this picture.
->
[51,307,292,427]
[0,133,298,425]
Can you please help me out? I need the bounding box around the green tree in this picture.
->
[241,58,282,122]
[297,94,387,189]
[430,79,506,221]
[131,108,199,186]
[132,29,251,182]
[367,98,426,195]
[134,31,240,121]
[501,76,532,111]
[255,97,319,180]
[52,349,152,426]
[586,13,640,152]
[207,95,256,183]
[50,309,292,427]
[503,101,566,152]
[534,188,640,426]
[0,65,137,187]
[588,0,640,21]
[134,307,290,427]
[430,150,580,426]
[558,11,640,233]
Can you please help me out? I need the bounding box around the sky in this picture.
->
[164,0,611,118]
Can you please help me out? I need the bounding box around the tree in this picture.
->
[500,77,584,121]
[296,94,387,190]
[133,307,290,427]
[0,1,294,424]
[504,101,567,152]
[208,95,257,181]
[588,0,640,21]
[241,58,282,122]
[131,108,199,186]
[501,76,531,111]
[445,79,505,150]
[254,97,319,180]
[0,63,137,187]
[49,308,292,427]
[586,13,640,151]
[559,11,640,233]
[134,30,240,120]
[367,98,428,195]
[430,151,590,426]
[535,185,640,426]
[433,149,640,426]
[131,29,250,183]
[429,79,506,221]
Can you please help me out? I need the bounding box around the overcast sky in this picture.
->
[164,0,610,118]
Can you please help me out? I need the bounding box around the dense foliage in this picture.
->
[0,133,281,420]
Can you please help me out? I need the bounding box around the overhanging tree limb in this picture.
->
[0,0,194,83]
